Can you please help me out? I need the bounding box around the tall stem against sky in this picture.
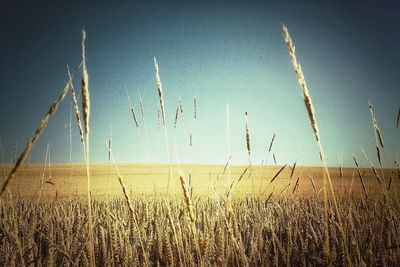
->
[282,24,351,266]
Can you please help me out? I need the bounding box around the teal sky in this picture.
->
[0,0,399,167]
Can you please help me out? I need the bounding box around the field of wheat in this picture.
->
[1,25,399,267]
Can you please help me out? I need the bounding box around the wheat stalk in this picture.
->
[263,164,286,194]
[174,98,181,129]
[0,73,71,197]
[309,174,317,193]
[369,101,384,148]
[259,133,276,193]
[245,112,251,163]
[80,26,95,267]
[173,96,184,129]
[179,174,196,231]
[289,161,297,180]
[267,134,276,162]
[368,101,385,166]
[283,26,319,142]
[81,28,90,135]
[138,89,145,118]
[107,144,149,266]
[108,127,112,162]
[194,96,197,119]
[67,66,84,143]
[154,57,166,126]
[282,24,351,266]
[360,147,383,185]
[352,155,368,198]
[126,87,139,127]
[154,57,172,193]
[138,89,152,160]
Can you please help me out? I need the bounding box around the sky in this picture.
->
[0,0,399,167]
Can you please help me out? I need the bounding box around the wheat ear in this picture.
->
[107,144,149,266]
[352,155,369,198]
[126,87,139,127]
[81,27,90,135]
[0,73,71,197]
[81,26,95,267]
[154,57,172,193]
[283,24,351,266]
[368,101,385,166]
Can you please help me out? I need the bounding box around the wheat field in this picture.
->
[1,164,399,266]
[0,25,399,266]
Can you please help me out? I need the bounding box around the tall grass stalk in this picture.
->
[226,104,232,200]
[258,133,276,194]
[0,72,71,197]
[369,101,385,167]
[125,87,149,161]
[154,57,173,194]
[107,144,149,266]
[138,89,151,159]
[283,24,351,266]
[69,105,72,198]
[80,26,95,267]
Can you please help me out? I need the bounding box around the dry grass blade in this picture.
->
[126,88,139,127]
[237,167,248,183]
[223,155,232,174]
[263,164,286,195]
[262,133,276,166]
[292,176,300,194]
[174,105,179,128]
[0,75,71,197]
[276,181,291,199]
[368,101,384,148]
[194,96,197,119]
[270,164,286,184]
[290,161,297,179]
[108,128,112,162]
[309,174,317,192]
[268,133,276,153]
[338,152,344,180]
[68,66,84,143]
[352,155,368,198]
[138,89,145,118]
[360,147,382,185]
[387,173,393,190]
